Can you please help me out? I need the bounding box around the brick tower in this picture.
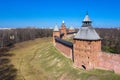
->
[60,21,67,39]
[53,25,60,45]
[73,13,101,69]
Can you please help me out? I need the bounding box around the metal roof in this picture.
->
[74,14,101,40]
[55,37,73,47]
[74,27,100,40]
[53,25,59,31]
[67,32,77,34]
[83,15,91,22]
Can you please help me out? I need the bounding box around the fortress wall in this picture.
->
[98,52,120,73]
[55,41,72,59]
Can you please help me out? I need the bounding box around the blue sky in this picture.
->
[0,0,120,28]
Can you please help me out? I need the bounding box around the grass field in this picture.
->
[8,37,120,80]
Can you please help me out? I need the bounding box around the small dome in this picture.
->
[62,20,65,23]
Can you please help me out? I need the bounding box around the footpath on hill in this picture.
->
[8,37,120,80]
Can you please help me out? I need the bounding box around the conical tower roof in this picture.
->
[69,26,75,30]
[83,14,91,22]
[53,25,59,31]
[74,14,101,40]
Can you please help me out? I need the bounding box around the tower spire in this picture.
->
[83,12,91,22]
[74,13,100,40]
[86,11,88,15]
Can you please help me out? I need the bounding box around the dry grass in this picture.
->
[8,37,120,80]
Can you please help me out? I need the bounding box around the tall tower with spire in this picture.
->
[53,25,60,45]
[60,20,67,39]
[73,13,101,69]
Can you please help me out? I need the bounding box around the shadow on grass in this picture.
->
[0,48,17,80]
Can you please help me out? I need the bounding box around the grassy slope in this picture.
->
[9,37,120,80]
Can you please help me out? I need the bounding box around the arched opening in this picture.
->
[82,65,86,70]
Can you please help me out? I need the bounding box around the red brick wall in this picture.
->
[98,52,120,73]
[53,31,60,45]
[53,32,120,74]
[74,39,101,69]
[60,28,67,39]
[55,42,72,59]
